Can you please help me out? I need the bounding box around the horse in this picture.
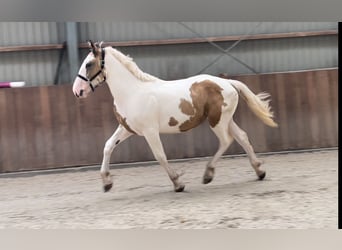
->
[72,41,278,193]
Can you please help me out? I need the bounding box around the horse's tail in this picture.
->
[230,80,278,128]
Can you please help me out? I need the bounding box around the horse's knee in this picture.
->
[103,141,115,156]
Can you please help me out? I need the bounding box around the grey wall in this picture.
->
[0,22,338,86]
[92,34,337,80]
[0,22,69,86]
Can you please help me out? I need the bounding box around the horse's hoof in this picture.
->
[175,184,185,192]
[103,183,113,192]
[258,171,266,180]
[202,175,213,184]
[203,167,215,184]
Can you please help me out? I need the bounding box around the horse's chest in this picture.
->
[113,103,138,134]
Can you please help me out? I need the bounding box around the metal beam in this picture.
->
[178,22,262,74]
[66,22,79,83]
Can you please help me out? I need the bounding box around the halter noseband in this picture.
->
[77,48,106,92]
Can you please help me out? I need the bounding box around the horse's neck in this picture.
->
[105,54,142,104]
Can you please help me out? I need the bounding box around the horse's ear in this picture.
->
[87,40,98,56]
[94,41,104,49]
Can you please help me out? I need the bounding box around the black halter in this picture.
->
[77,48,106,92]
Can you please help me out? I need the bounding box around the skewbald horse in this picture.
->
[73,41,278,193]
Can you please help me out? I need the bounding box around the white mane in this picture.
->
[106,47,159,82]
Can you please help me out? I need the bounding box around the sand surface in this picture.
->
[0,149,337,228]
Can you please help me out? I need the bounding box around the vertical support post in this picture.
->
[66,22,79,83]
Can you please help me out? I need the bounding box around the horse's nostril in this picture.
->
[79,89,84,97]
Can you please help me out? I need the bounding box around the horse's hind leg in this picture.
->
[229,120,266,180]
[100,125,133,192]
[203,122,234,184]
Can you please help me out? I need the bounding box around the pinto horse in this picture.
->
[72,41,278,193]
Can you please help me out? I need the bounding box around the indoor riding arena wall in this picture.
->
[0,68,337,173]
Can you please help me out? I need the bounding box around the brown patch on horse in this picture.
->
[168,117,179,126]
[179,99,195,115]
[113,105,137,134]
[179,80,225,132]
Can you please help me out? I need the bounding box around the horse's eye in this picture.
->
[86,62,94,69]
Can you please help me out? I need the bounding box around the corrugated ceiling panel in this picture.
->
[0,22,338,86]
[0,50,69,86]
[0,22,68,86]
[78,22,337,42]
[0,22,64,46]
[77,22,337,80]
[80,34,336,80]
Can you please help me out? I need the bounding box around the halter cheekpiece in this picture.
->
[77,48,106,92]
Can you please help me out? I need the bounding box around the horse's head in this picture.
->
[72,40,106,98]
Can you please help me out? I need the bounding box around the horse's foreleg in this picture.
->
[101,125,133,192]
[229,120,266,180]
[204,123,234,184]
[143,130,185,192]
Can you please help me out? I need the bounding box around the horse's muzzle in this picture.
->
[73,89,85,98]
